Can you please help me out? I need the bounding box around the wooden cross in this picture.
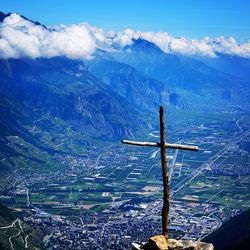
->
[121,106,198,239]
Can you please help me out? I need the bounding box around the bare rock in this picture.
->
[144,235,168,250]
[180,240,214,250]
[168,238,184,249]
[181,240,198,250]
[132,236,214,250]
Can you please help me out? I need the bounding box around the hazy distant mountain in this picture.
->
[86,53,187,111]
[111,38,250,105]
[196,53,250,82]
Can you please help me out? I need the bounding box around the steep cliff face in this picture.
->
[0,57,142,139]
[87,57,176,111]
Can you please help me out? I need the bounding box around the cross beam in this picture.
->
[121,106,198,239]
[122,140,198,151]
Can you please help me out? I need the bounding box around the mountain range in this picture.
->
[0,11,250,175]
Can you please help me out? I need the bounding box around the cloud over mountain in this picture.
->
[0,13,250,60]
[0,13,96,59]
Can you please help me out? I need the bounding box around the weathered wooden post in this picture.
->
[159,106,169,238]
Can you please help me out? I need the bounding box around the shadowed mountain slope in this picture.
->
[204,209,250,250]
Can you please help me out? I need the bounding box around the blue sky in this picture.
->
[0,0,250,41]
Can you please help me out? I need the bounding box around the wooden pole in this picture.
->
[160,106,169,239]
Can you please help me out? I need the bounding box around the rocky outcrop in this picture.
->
[132,235,214,250]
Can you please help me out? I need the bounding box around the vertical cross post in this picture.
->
[121,106,198,240]
[159,106,169,238]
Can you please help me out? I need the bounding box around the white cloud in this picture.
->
[0,14,96,59]
[0,13,250,59]
[205,36,250,57]
[168,38,216,57]
[110,30,250,58]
